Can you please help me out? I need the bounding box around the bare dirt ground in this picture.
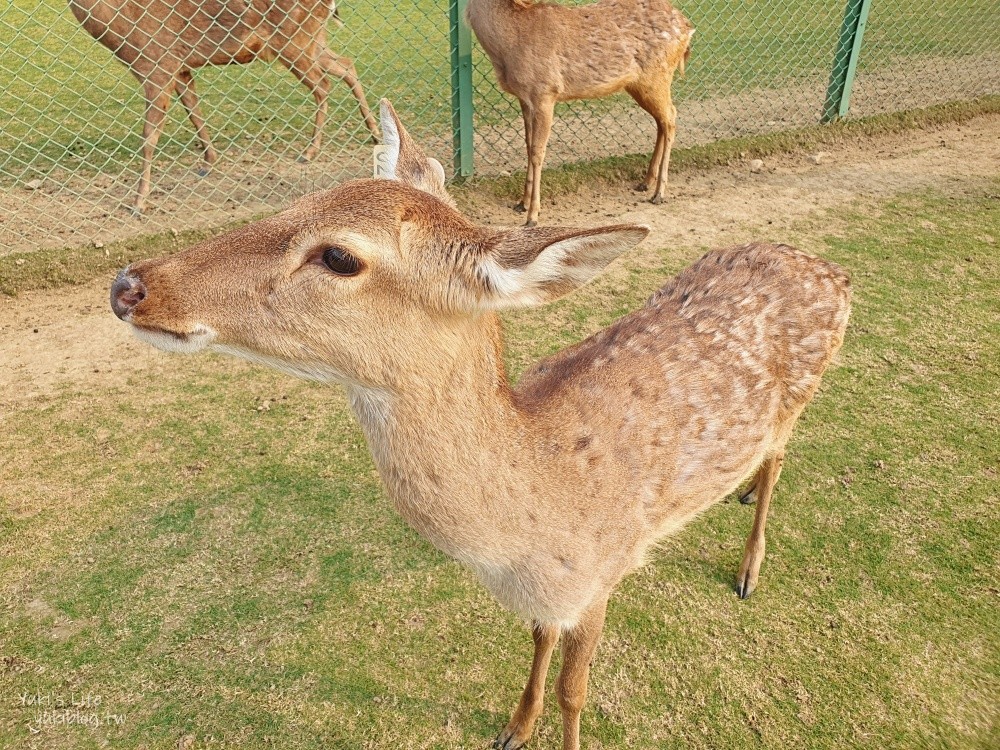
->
[1,113,998,413]
[3,54,996,256]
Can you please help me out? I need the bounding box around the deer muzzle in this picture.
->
[110,268,147,320]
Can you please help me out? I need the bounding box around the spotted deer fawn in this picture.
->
[70,0,378,213]
[466,0,695,226]
[110,101,850,750]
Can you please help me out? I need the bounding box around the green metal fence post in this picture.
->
[821,0,873,123]
[449,0,475,178]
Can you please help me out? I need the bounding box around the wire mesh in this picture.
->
[469,0,847,174]
[468,0,1000,174]
[0,0,453,253]
[849,1,1000,118]
[1,0,998,255]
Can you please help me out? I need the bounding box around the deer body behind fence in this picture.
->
[466,0,694,226]
[69,0,379,213]
[109,102,850,750]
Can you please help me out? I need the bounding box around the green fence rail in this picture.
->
[449,0,475,177]
[1,0,997,255]
[822,0,873,122]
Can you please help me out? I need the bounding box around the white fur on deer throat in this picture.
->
[347,385,393,431]
[210,343,346,384]
[131,323,217,354]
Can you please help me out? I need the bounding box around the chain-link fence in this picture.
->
[1,0,454,254]
[1,0,998,255]
[467,0,1000,173]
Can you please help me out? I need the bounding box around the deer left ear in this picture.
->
[378,99,454,207]
[470,224,650,309]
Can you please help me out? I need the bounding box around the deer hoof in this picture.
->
[649,194,665,205]
[735,578,754,600]
[129,204,145,218]
[738,487,756,505]
[196,166,211,178]
[296,154,312,165]
[634,182,649,193]
[493,730,527,750]
[524,219,537,228]
[513,202,527,214]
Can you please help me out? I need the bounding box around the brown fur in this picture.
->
[69,0,378,213]
[466,0,695,225]
[110,110,850,750]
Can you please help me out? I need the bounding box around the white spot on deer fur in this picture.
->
[732,381,747,403]
[639,481,661,509]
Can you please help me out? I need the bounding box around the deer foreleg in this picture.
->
[556,598,607,750]
[494,621,560,750]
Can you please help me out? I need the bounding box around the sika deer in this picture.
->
[466,0,695,226]
[69,0,379,213]
[109,101,850,750]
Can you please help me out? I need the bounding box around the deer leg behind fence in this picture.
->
[175,70,217,176]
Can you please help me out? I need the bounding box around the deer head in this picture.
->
[110,100,648,393]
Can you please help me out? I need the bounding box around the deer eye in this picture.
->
[321,246,363,276]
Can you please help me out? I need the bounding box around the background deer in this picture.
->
[109,101,850,750]
[466,0,695,226]
[69,0,379,213]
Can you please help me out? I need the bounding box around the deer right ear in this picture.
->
[378,99,455,207]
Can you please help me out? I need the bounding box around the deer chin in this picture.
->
[130,323,218,354]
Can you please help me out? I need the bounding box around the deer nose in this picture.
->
[110,270,147,320]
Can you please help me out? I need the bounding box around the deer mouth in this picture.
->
[129,322,218,354]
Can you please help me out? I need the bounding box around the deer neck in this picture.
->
[343,313,534,561]
[466,0,524,39]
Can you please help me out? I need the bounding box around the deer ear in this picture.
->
[472,224,650,309]
[378,99,454,207]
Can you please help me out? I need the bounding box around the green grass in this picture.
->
[2,0,997,185]
[1,177,998,747]
[0,0,453,178]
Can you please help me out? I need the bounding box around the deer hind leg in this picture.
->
[278,50,330,163]
[175,70,217,176]
[628,86,665,195]
[627,76,677,204]
[134,76,173,215]
[738,473,759,505]
[515,99,534,215]
[651,98,677,205]
[736,451,785,599]
[494,621,560,750]
[318,49,379,143]
[555,598,608,750]
[523,96,555,227]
